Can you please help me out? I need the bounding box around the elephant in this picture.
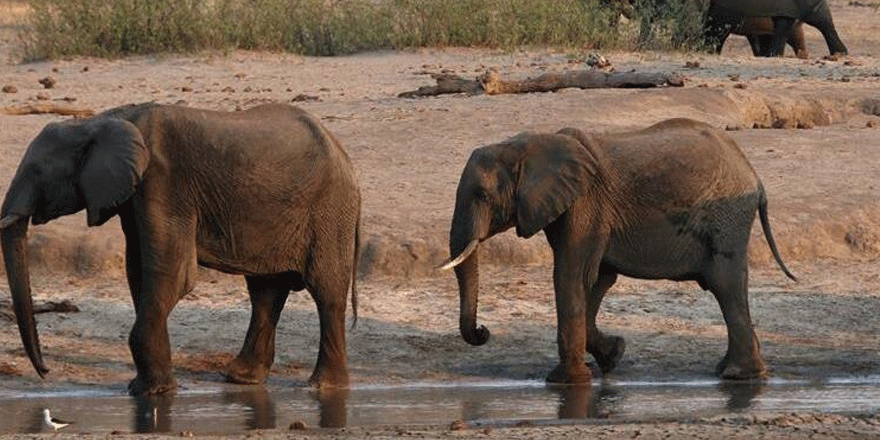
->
[705,0,847,56]
[440,118,796,385]
[0,102,361,395]
[718,17,808,59]
[600,0,830,58]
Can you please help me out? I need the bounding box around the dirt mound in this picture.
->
[722,88,873,129]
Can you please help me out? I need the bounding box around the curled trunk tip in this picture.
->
[461,324,490,346]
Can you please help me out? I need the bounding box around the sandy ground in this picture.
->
[3,0,880,438]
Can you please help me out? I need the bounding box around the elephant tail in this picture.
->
[758,183,797,282]
[350,214,360,330]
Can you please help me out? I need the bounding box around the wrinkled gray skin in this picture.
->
[1,103,361,395]
[706,0,847,56]
[444,118,796,385]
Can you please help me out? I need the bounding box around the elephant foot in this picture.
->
[308,365,349,388]
[546,363,592,385]
[590,335,626,374]
[715,354,768,380]
[128,375,177,396]
[223,356,271,385]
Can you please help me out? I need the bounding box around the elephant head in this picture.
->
[1,116,150,378]
[440,131,599,346]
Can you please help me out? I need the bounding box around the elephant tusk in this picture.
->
[438,239,479,271]
[0,215,22,229]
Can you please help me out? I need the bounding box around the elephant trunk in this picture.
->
[1,215,49,378]
[448,207,490,346]
[454,249,490,346]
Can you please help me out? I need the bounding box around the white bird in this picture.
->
[43,409,72,431]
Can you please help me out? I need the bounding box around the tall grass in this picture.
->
[18,0,699,60]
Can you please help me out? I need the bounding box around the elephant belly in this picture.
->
[604,218,708,280]
[195,227,304,276]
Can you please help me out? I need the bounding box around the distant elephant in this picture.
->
[441,118,796,384]
[601,0,829,58]
[705,0,847,56]
[1,103,361,395]
[731,17,808,59]
[700,13,808,58]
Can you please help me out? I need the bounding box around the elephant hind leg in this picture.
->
[705,252,768,380]
[585,263,625,374]
[224,275,291,384]
[305,259,352,388]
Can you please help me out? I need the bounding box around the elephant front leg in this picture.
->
[122,211,197,396]
[225,276,291,384]
[585,265,625,374]
[128,308,177,395]
[546,245,592,385]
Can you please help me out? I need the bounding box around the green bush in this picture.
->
[18,0,700,60]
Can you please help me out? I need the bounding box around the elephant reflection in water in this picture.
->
[132,388,349,432]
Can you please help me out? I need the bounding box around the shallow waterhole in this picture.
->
[2,377,880,434]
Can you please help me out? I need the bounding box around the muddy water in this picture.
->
[2,377,880,434]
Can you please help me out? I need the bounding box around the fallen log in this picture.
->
[399,69,684,98]
[1,299,80,321]
[3,102,95,118]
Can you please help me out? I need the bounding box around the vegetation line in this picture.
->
[19,0,702,60]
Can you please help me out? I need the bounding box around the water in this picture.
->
[2,377,880,434]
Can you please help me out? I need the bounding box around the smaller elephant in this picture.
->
[442,118,796,384]
[1,103,361,395]
[711,16,808,59]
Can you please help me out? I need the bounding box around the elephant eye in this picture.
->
[473,187,490,201]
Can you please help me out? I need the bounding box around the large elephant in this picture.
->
[601,0,832,58]
[1,103,361,395]
[441,118,796,384]
[705,0,847,56]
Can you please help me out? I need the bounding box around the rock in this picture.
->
[39,76,57,89]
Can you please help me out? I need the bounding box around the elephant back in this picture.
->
[600,118,760,207]
[710,0,813,18]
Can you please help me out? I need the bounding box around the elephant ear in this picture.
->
[79,118,150,227]
[515,134,597,238]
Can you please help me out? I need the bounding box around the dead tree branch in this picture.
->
[400,69,684,98]
[3,102,95,118]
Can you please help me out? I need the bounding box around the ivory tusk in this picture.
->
[0,214,22,229]
[438,239,479,271]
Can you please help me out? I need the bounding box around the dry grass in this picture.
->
[0,1,29,30]
[11,0,701,60]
